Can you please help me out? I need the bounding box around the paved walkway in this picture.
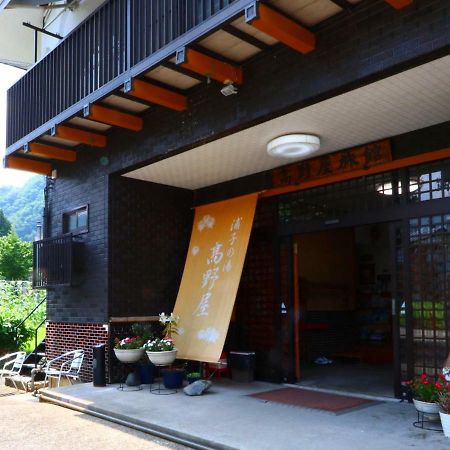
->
[38,379,448,450]
[0,386,189,450]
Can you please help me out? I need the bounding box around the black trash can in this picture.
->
[229,351,255,382]
[92,344,106,387]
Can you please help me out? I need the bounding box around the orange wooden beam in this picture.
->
[127,79,187,112]
[53,124,107,148]
[177,47,243,85]
[27,142,77,162]
[384,0,412,9]
[86,104,143,131]
[5,155,52,176]
[246,3,315,54]
[260,146,450,199]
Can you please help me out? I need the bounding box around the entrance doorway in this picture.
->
[294,223,395,398]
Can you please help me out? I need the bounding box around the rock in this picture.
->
[125,370,141,386]
[183,379,212,396]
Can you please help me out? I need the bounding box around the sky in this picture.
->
[0,63,35,187]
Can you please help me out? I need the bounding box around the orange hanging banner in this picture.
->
[173,193,258,363]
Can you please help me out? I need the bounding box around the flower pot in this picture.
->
[413,398,440,414]
[161,368,185,389]
[139,363,155,384]
[114,348,144,363]
[440,411,450,438]
[413,398,440,421]
[146,349,177,366]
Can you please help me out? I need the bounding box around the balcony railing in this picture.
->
[6,0,238,151]
[33,234,83,288]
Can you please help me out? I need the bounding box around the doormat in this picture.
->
[249,388,378,414]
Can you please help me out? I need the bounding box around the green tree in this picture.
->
[0,210,12,237]
[0,231,33,280]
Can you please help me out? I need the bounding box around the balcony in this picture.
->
[5,0,251,170]
[3,1,418,175]
[33,234,84,288]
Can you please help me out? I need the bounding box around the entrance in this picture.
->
[293,224,395,398]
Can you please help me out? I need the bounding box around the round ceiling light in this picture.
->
[267,134,320,158]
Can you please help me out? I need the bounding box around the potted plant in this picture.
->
[143,312,180,366]
[186,371,202,384]
[144,338,177,365]
[113,336,145,363]
[405,373,442,416]
[161,366,185,389]
[439,388,450,437]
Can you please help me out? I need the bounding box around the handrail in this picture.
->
[6,0,238,150]
[33,318,47,368]
[14,296,46,343]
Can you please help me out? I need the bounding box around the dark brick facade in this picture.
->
[46,321,108,382]
[42,0,450,381]
[108,176,193,317]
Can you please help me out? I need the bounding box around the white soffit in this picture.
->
[124,55,450,190]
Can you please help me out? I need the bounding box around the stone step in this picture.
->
[4,375,48,392]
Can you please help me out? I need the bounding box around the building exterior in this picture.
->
[2,0,450,397]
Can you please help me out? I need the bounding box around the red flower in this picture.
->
[439,374,446,381]
[405,380,412,385]
[435,382,443,390]
[446,385,450,391]
[420,373,427,381]
[423,380,430,385]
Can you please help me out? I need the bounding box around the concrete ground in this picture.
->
[298,361,394,398]
[0,386,190,450]
[37,379,448,450]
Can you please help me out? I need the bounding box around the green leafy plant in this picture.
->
[114,336,144,349]
[143,338,174,352]
[159,312,179,339]
[439,390,450,414]
[405,373,445,402]
[0,281,45,353]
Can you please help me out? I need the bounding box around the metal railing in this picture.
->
[6,0,236,148]
[14,296,46,343]
[33,234,74,288]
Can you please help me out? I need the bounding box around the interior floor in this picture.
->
[297,361,394,398]
[295,223,395,398]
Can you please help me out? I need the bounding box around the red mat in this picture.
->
[250,388,377,414]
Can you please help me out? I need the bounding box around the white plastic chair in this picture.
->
[0,351,27,390]
[43,349,84,387]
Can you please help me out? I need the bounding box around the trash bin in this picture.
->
[92,344,106,387]
[229,351,255,382]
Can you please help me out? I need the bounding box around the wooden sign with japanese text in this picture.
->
[173,193,258,363]
[272,139,392,188]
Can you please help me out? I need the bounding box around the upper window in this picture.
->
[63,205,88,235]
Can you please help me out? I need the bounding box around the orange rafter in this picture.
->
[260,146,450,199]
[247,3,315,54]
[87,104,143,131]
[27,142,77,162]
[384,0,412,9]
[54,124,107,148]
[128,79,187,112]
[179,48,243,85]
[5,155,52,176]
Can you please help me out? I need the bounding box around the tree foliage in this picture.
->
[0,231,33,280]
[0,209,12,237]
[0,176,45,241]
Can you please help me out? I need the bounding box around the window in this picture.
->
[63,205,89,235]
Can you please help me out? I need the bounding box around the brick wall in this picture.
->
[108,176,193,317]
[46,321,108,382]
